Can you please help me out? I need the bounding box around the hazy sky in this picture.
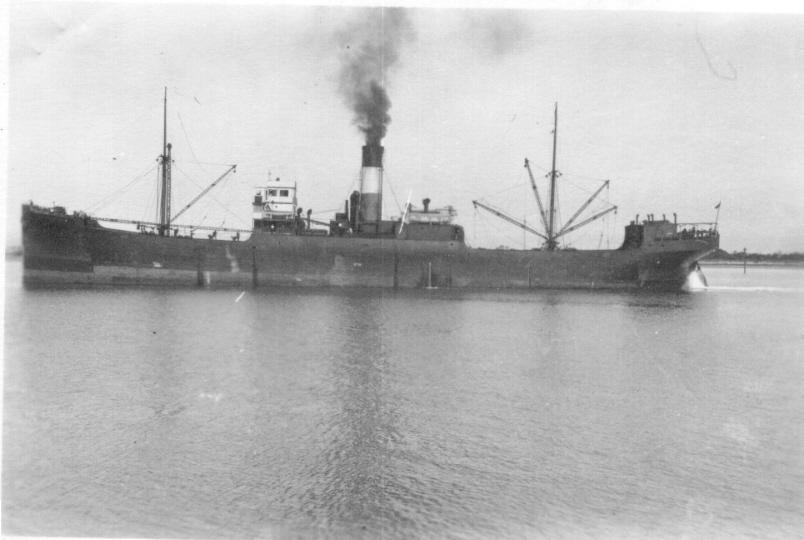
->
[6,2,804,252]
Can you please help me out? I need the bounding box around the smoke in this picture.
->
[335,8,414,145]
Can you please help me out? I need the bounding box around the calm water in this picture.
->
[3,261,803,539]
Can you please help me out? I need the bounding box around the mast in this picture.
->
[481,104,617,248]
[158,87,172,236]
[162,87,167,165]
[547,102,558,250]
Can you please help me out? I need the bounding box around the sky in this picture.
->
[4,2,804,252]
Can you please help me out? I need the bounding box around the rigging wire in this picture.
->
[191,161,240,168]
[181,169,242,225]
[85,163,158,213]
[559,167,611,183]
[315,207,342,214]
[528,160,551,174]
[598,217,605,249]
[383,169,403,215]
[473,206,526,248]
[176,111,206,174]
[172,164,246,225]
[476,167,617,249]
[609,204,619,249]
[484,179,533,199]
[560,175,615,205]
[142,167,160,223]
[528,157,614,198]
[339,170,361,207]
[555,183,563,247]
[473,206,477,245]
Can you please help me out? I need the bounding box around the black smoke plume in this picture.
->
[336,8,413,146]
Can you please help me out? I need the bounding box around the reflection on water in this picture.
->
[3,261,803,538]
[303,296,402,532]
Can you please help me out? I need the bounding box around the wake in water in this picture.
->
[707,285,804,293]
[684,267,709,291]
[689,266,804,292]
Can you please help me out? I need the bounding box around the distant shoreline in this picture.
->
[701,260,804,268]
[5,247,22,259]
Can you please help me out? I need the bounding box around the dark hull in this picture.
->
[21,205,718,291]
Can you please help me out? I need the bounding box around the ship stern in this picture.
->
[21,203,95,285]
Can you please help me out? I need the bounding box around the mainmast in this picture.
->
[158,87,172,236]
[547,102,558,250]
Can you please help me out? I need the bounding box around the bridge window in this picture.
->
[268,189,277,196]
[280,189,289,197]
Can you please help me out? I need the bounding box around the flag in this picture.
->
[715,202,721,210]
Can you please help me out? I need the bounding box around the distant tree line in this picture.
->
[704,249,804,263]
[5,246,23,258]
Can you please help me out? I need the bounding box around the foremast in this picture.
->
[158,87,172,236]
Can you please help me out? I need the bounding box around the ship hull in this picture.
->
[21,205,717,291]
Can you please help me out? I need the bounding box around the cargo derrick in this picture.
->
[473,103,618,251]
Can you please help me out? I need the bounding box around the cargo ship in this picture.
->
[20,99,719,291]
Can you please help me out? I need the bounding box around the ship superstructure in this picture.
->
[252,178,302,233]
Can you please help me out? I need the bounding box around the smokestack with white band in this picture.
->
[359,143,384,223]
